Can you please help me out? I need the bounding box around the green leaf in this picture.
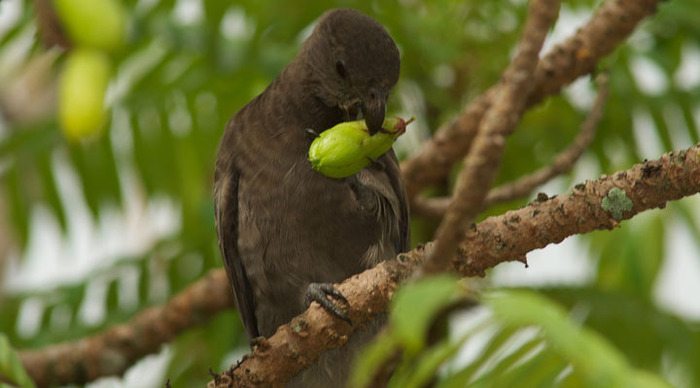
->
[471,346,568,388]
[36,151,67,232]
[349,334,400,388]
[541,286,700,386]
[4,166,30,247]
[389,331,472,388]
[438,326,539,387]
[595,212,665,298]
[485,290,671,387]
[165,310,244,386]
[0,334,35,388]
[630,369,675,388]
[390,275,462,354]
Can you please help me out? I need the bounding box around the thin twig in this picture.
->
[400,0,661,203]
[415,73,610,219]
[419,0,561,275]
[32,0,71,49]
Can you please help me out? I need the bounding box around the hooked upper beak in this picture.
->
[361,88,387,135]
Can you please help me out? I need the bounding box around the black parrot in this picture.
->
[214,8,408,386]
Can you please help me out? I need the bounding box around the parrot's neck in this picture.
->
[273,63,345,132]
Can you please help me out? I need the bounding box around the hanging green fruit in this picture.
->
[58,49,112,142]
[53,0,127,52]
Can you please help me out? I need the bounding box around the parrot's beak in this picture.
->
[361,88,387,135]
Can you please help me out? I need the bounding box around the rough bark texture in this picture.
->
[400,0,661,202]
[208,254,417,388]
[454,147,700,276]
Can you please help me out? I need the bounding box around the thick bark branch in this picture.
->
[211,144,700,387]
[415,74,609,219]
[20,142,700,387]
[20,270,233,387]
[420,0,559,275]
[400,0,661,202]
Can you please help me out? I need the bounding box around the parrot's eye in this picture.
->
[335,60,347,79]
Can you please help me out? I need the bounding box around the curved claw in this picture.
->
[249,336,266,348]
[305,283,352,325]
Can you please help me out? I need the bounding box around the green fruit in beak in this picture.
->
[308,116,413,179]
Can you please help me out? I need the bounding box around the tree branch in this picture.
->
[211,144,700,387]
[20,270,233,387]
[400,0,661,203]
[414,73,609,219]
[419,0,559,275]
[32,0,71,49]
[20,141,700,387]
[16,1,668,385]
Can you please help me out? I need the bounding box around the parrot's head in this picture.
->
[299,8,400,135]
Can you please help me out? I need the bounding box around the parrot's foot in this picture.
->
[249,336,266,348]
[305,282,352,324]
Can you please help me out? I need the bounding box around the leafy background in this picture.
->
[0,0,699,386]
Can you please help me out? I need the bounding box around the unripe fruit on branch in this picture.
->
[53,0,127,52]
[308,117,413,179]
[58,49,112,142]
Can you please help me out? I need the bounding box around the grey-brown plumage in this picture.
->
[214,8,408,386]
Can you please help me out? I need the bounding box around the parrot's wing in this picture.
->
[214,134,259,340]
[384,149,410,253]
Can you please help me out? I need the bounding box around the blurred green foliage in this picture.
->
[0,333,34,387]
[0,0,699,386]
[353,280,675,388]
